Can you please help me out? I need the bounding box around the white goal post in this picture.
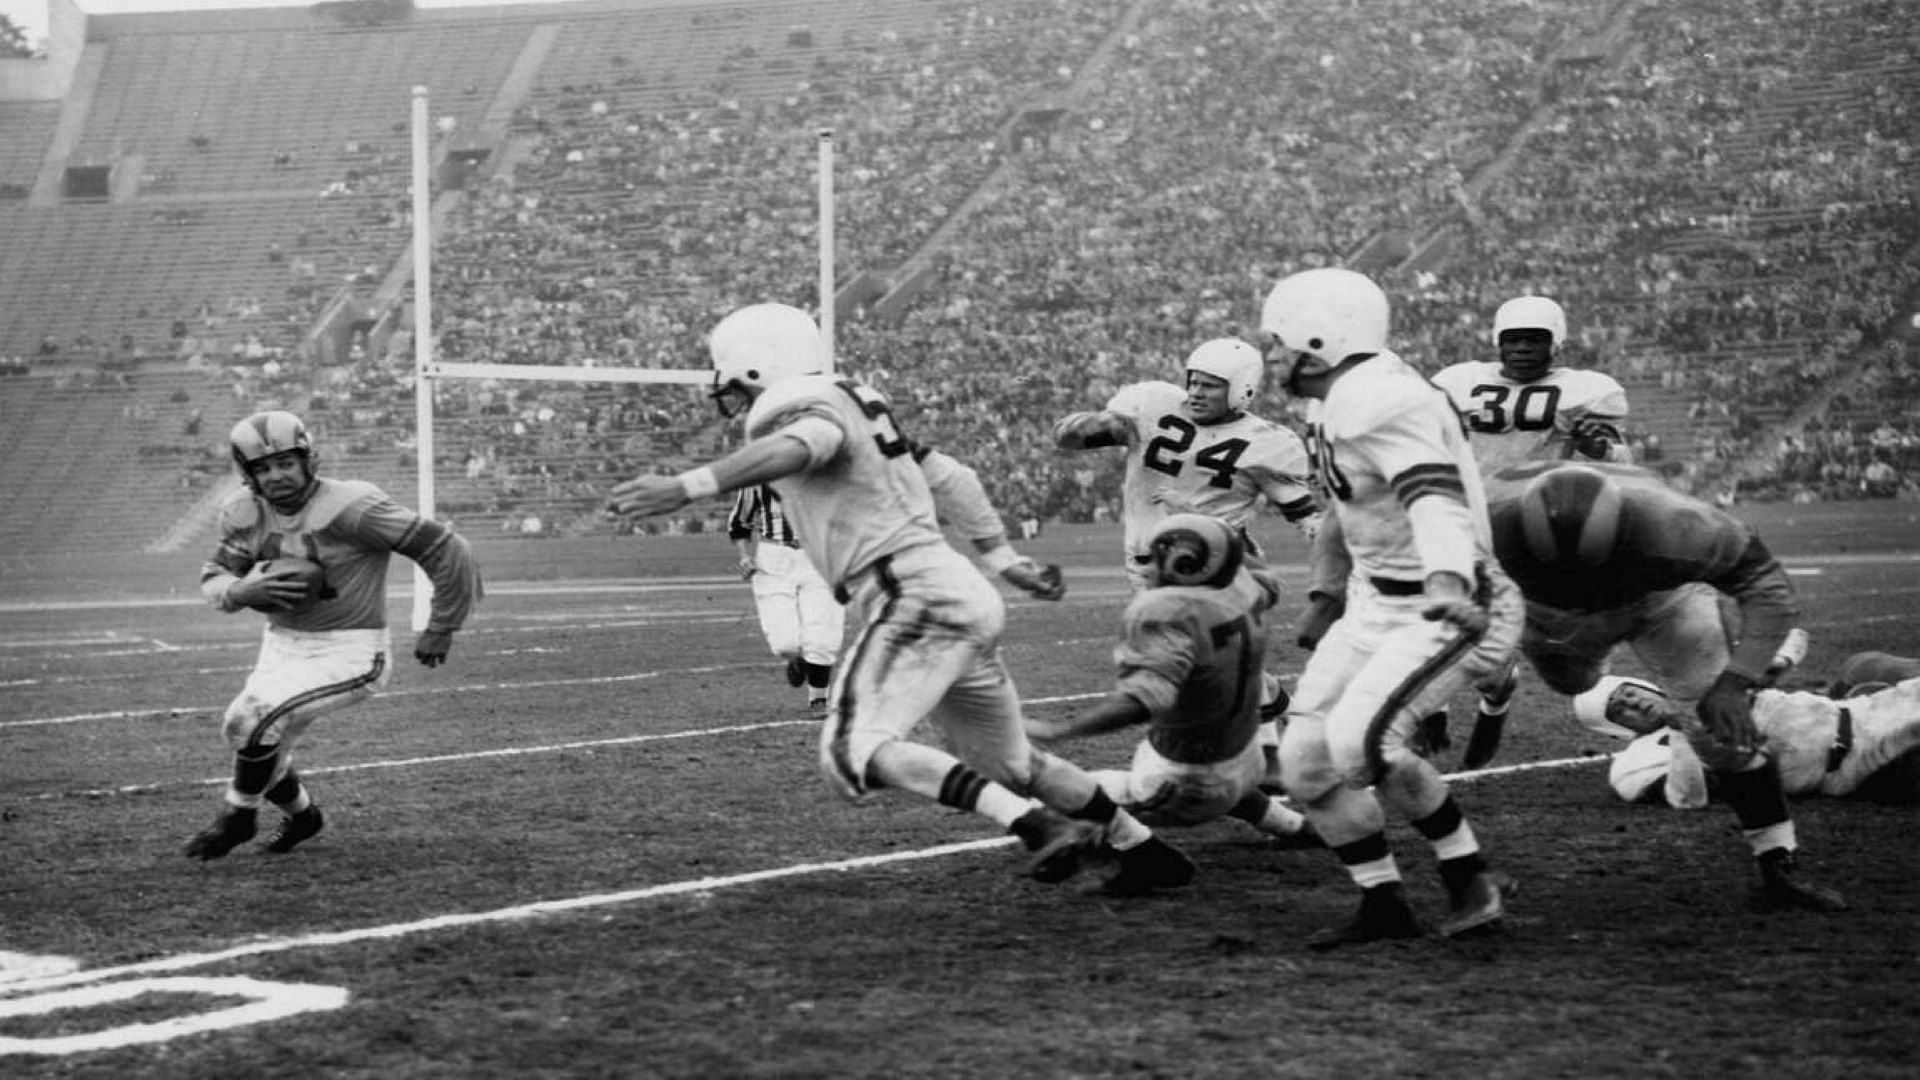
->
[404,87,838,627]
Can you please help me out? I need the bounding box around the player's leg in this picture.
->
[1631,587,1846,911]
[817,565,1108,883]
[1330,586,1520,939]
[939,656,1195,895]
[1461,655,1521,768]
[749,556,809,694]
[794,556,845,714]
[1278,611,1420,947]
[184,628,383,859]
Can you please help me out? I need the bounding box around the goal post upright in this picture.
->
[410,85,435,632]
[817,127,835,373]
[404,92,831,626]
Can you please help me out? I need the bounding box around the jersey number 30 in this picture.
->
[1465,383,1562,433]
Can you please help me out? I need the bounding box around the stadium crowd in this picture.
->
[13,0,1916,541]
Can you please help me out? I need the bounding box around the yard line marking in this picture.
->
[0,664,748,729]
[0,977,350,1056]
[0,753,1605,999]
[28,719,821,799]
[0,837,1018,996]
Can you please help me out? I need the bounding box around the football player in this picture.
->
[609,303,1194,895]
[1051,337,1321,592]
[1600,653,1920,808]
[1025,514,1321,850]
[1431,295,1631,471]
[186,410,483,859]
[1259,267,1522,949]
[1420,296,1632,764]
[1052,337,1323,788]
[1482,460,1847,912]
[727,483,845,715]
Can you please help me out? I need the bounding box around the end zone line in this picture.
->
[2,753,1606,998]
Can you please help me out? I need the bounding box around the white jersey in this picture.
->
[1306,352,1496,585]
[1612,677,1920,804]
[1430,361,1629,473]
[744,374,946,596]
[1064,380,1318,560]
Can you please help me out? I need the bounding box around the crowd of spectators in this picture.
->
[18,0,1915,542]
[335,0,1917,535]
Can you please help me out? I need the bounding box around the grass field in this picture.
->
[3,505,1919,1078]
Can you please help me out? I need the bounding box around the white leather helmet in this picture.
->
[1259,268,1390,381]
[1183,338,1263,413]
[708,303,825,416]
[1490,295,1567,346]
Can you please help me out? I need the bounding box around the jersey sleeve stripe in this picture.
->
[1389,463,1467,508]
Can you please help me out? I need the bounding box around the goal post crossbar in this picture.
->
[407,86,835,629]
[423,361,712,386]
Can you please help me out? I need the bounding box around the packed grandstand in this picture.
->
[0,0,1914,555]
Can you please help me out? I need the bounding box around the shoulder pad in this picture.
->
[1321,362,1434,438]
[1124,587,1200,626]
[1429,360,1500,392]
[216,487,264,531]
[305,478,387,523]
[746,374,842,437]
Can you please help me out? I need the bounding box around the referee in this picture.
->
[728,484,846,714]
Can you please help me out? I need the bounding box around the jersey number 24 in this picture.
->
[1144,415,1247,489]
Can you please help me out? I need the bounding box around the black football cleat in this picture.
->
[1308,882,1423,951]
[1755,849,1849,913]
[1099,835,1197,896]
[263,806,325,854]
[183,807,258,860]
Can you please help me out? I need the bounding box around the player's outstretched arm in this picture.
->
[1027,690,1149,740]
[1051,410,1129,451]
[608,435,813,518]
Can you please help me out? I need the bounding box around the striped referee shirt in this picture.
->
[726,485,801,548]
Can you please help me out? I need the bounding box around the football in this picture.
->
[247,557,327,609]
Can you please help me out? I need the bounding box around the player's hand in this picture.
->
[1420,573,1487,636]
[1002,560,1066,601]
[230,564,308,611]
[414,629,454,668]
[1697,669,1761,758]
[737,556,757,581]
[607,475,689,518]
[1568,420,1625,461]
[1295,591,1345,651]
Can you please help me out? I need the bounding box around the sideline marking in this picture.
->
[2,754,1605,1001]
[0,977,349,1056]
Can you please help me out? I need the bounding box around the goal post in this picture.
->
[404,88,837,628]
